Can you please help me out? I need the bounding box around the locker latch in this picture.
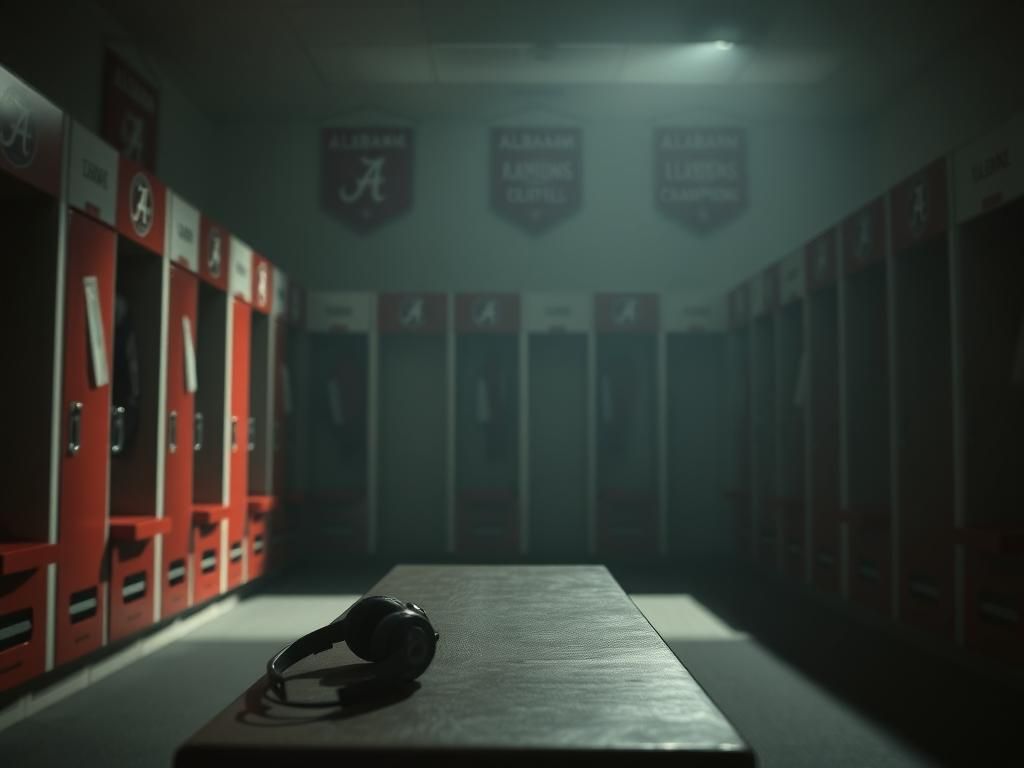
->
[67,401,83,456]
[194,411,204,452]
[111,406,127,455]
[168,411,177,454]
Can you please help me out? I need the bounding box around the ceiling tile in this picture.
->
[310,45,435,84]
[433,44,624,84]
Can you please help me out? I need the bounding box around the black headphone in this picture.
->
[266,596,439,702]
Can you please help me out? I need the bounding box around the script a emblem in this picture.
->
[613,297,638,328]
[129,173,153,237]
[0,86,37,169]
[472,298,499,328]
[121,111,145,163]
[341,157,387,217]
[257,263,269,308]
[399,297,425,328]
[208,228,223,279]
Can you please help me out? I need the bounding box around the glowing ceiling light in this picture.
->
[714,40,735,51]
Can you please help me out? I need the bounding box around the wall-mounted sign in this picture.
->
[491,126,581,234]
[655,126,747,235]
[101,49,159,172]
[594,293,659,333]
[0,64,64,197]
[842,196,886,274]
[889,158,948,254]
[378,292,447,334]
[455,293,520,333]
[322,125,413,233]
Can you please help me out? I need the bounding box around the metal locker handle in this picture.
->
[248,416,256,453]
[231,416,238,452]
[168,411,177,453]
[111,406,126,455]
[194,412,204,452]
[67,401,83,456]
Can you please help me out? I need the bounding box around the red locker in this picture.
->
[246,254,275,580]
[56,210,115,665]
[106,156,168,643]
[0,64,64,691]
[162,264,198,618]
[191,215,231,605]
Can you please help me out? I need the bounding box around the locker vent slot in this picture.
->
[252,535,265,554]
[69,587,98,623]
[909,577,939,602]
[167,559,187,586]
[122,572,147,603]
[230,542,243,561]
[0,609,33,652]
[980,594,1020,627]
[200,550,217,573]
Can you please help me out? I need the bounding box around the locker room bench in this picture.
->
[175,564,753,766]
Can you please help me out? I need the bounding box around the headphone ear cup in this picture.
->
[370,612,437,680]
[344,596,406,661]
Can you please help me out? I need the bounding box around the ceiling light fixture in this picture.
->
[714,40,735,51]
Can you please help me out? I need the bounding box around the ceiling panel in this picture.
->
[736,50,839,84]
[310,45,435,84]
[620,44,750,84]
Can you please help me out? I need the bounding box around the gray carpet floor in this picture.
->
[0,561,1015,767]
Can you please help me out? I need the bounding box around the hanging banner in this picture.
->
[101,50,159,172]
[491,126,582,234]
[322,125,413,233]
[655,126,747,234]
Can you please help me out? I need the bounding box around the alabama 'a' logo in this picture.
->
[612,297,638,328]
[207,228,223,278]
[399,296,425,328]
[256,263,269,308]
[472,298,499,328]
[323,126,413,233]
[129,172,154,237]
[0,86,37,168]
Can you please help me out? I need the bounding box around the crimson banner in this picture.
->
[655,126,747,235]
[322,126,413,233]
[491,126,581,234]
[101,49,159,171]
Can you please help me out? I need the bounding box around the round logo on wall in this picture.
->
[129,172,154,238]
[0,85,38,168]
[207,227,223,279]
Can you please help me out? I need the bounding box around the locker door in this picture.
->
[528,335,587,559]
[228,299,251,587]
[56,211,115,666]
[162,265,197,618]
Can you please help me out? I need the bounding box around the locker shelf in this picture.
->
[0,541,59,576]
[108,515,172,543]
[192,504,230,526]
[248,495,277,517]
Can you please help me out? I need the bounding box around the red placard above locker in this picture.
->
[955,110,1024,223]
[378,292,447,334]
[287,282,306,328]
[0,64,64,197]
[804,227,839,292]
[455,293,520,333]
[842,196,886,274]
[727,283,750,329]
[68,121,118,226]
[198,214,229,291]
[750,264,780,318]
[168,193,199,273]
[251,253,273,315]
[229,237,253,303]
[116,156,165,254]
[889,158,948,254]
[594,293,659,333]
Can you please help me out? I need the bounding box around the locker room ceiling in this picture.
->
[92,0,1007,120]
